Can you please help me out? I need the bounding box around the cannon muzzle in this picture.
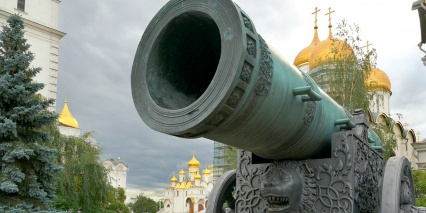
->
[131,0,350,160]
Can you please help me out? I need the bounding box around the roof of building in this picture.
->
[170,175,177,183]
[102,157,128,167]
[308,26,354,70]
[188,152,200,168]
[365,66,391,92]
[294,17,320,67]
[58,100,79,128]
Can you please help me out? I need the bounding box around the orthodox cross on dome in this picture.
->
[312,7,321,28]
[325,7,335,27]
[362,41,372,53]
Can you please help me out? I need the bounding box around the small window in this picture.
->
[17,0,25,11]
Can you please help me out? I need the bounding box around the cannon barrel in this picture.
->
[131,0,351,160]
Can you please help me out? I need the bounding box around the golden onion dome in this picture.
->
[309,24,354,70]
[58,100,79,128]
[194,174,202,180]
[203,168,211,175]
[170,175,177,183]
[188,153,200,168]
[294,27,320,67]
[179,168,185,175]
[365,67,391,92]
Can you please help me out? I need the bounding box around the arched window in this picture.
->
[198,204,204,211]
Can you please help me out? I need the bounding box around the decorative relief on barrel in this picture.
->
[241,13,254,33]
[304,102,316,126]
[240,62,253,84]
[247,36,256,57]
[227,87,244,109]
[255,35,273,96]
[207,111,228,127]
[301,71,316,126]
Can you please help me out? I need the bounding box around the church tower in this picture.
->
[57,99,80,136]
[292,7,421,169]
[294,7,321,72]
[363,42,392,116]
[0,0,65,111]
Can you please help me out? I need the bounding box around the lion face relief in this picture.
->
[260,162,303,213]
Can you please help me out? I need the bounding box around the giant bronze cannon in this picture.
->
[131,0,421,212]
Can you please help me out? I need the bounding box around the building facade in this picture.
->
[102,157,129,189]
[159,154,213,213]
[293,7,419,168]
[0,0,65,111]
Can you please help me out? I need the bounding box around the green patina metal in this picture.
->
[131,0,383,160]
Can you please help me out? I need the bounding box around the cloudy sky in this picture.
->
[55,0,426,200]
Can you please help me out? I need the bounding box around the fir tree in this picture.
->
[0,14,61,211]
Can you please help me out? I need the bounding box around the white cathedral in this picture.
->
[293,7,423,169]
[158,154,214,213]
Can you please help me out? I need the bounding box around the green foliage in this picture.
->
[370,117,397,162]
[115,187,127,203]
[224,146,237,170]
[106,186,127,204]
[0,14,61,211]
[106,201,130,213]
[313,19,372,113]
[47,125,112,212]
[130,194,157,213]
[412,170,426,206]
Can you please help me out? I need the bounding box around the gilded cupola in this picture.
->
[309,8,354,70]
[203,168,211,175]
[58,99,79,128]
[188,152,200,168]
[170,175,177,183]
[365,66,391,92]
[294,7,321,68]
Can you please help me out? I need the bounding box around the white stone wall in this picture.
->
[103,160,128,189]
[58,125,81,137]
[0,0,65,111]
[368,90,391,116]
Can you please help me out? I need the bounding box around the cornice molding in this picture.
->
[0,10,66,39]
